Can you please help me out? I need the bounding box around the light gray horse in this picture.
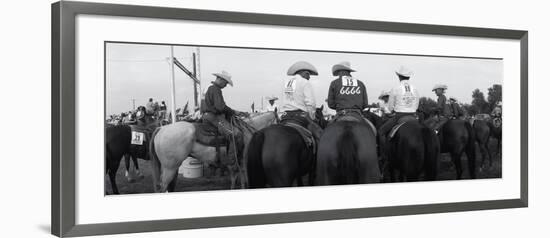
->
[149,112,277,192]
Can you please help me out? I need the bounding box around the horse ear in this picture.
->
[320,105,324,110]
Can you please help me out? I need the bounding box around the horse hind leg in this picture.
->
[296,176,304,186]
[167,172,178,192]
[132,156,144,179]
[106,152,122,194]
[159,168,178,193]
[485,141,493,168]
[123,154,134,183]
[108,170,119,194]
[466,145,477,179]
[451,152,463,180]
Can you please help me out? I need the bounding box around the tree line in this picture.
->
[417,84,502,116]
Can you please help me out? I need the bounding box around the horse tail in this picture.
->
[105,144,112,174]
[421,126,438,180]
[464,120,477,178]
[149,127,162,192]
[246,130,266,188]
[336,125,359,184]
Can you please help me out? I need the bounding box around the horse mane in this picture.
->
[232,115,258,134]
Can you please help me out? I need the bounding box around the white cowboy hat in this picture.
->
[266,96,279,101]
[213,70,233,86]
[331,61,356,76]
[395,66,413,78]
[287,61,319,76]
[378,90,390,99]
[432,84,448,91]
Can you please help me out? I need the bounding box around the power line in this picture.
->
[106,57,192,63]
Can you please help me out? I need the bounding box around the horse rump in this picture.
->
[246,130,267,188]
[148,127,162,192]
[421,125,439,180]
[464,120,477,179]
[336,124,359,184]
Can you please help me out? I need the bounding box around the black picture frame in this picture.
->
[51,1,528,237]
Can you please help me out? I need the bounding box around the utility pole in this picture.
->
[192,53,198,108]
[131,99,136,110]
[169,46,177,124]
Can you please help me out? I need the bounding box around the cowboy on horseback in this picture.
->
[378,66,420,157]
[280,61,322,142]
[491,101,502,128]
[202,70,246,164]
[264,96,279,113]
[449,96,464,119]
[492,101,502,118]
[327,61,369,120]
[432,84,452,133]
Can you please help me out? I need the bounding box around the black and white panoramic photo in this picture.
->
[105,42,503,195]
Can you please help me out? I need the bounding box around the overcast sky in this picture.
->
[106,43,503,115]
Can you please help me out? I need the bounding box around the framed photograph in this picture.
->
[52,1,528,237]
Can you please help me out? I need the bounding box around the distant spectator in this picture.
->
[145,98,155,115]
[159,101,167,119]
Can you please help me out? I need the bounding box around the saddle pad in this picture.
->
[389,122,408,139]
[194,123,228,147]
[336,115,361,122]
[283,122,315,152]
[333,113,377,136]
[388,115,417,139]
[363,118,378,137]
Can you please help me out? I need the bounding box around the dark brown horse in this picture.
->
[473,120,493,168]
[246,109,327,188]
[489,118,502,156]
[425,117,477,179]
[105,106,160,194]
[316,116,380,185]
[386,120,439,182]
[366,112,439,182]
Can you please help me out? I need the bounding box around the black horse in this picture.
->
[246,108,326,188]
[473,120,493,168]
[367,112,439,182]
[488,118,502,157]
[123,154,143,182]
[425,117,477,179]
[316,112,380,185]
[385,120,439,182]
[105,106,159,194]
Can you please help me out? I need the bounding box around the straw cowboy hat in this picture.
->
[266,96,279,101]
[497,101,503,106]
[432,84,448,91]
[378,90,390,99]
[287,61,319,76]
[395,66,413,78]
[331,61,356,76]
[449,96,457,102]
[213,70,233,86]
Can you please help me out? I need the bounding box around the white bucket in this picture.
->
[179,157,204,178]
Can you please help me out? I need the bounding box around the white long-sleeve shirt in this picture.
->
[264,103,278,112]
[281,74,316,118]
[388,80,419,113]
